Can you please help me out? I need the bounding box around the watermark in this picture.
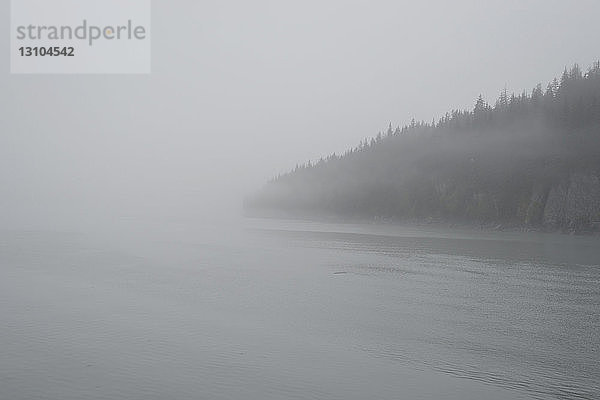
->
[11,0,151,74]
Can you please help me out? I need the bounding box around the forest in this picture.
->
[246,63,600,232]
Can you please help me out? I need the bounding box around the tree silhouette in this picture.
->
[246,62,600,232]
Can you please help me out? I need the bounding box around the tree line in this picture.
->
[247,62,600,231]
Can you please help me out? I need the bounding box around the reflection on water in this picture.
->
[1,220,599,400]
[261,227,599,400]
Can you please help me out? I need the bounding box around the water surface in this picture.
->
[1,219,598,399]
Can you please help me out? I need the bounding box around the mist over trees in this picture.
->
[246,63,600,232]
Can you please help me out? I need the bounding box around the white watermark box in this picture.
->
[11,0,151,74]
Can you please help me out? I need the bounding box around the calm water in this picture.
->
[1,219,599,400]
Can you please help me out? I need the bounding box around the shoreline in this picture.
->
[244,210,600,237]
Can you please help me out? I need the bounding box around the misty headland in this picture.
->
[246,62,600,233]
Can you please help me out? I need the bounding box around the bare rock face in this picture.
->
[543,174,600,231]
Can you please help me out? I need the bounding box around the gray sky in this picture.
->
[2,0,600,229]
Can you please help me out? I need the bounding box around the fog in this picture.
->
[2,0,600,231]
[3,3,600,399]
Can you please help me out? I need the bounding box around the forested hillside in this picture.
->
[246,63,600,232]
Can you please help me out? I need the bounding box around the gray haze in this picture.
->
[2,0,600,230]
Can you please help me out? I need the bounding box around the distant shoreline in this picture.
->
[244,211,600,236]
